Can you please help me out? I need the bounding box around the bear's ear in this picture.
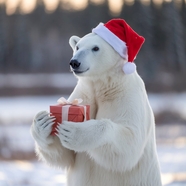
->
[69,36,80,50]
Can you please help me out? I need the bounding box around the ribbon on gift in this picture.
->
[57,97,83,105]
[57,97,87,122]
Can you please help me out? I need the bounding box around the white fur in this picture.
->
[31,33,162,186]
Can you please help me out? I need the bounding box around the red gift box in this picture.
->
[50,104,90,135]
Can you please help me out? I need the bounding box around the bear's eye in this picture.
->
[76,46,79,50]
[92,46,99,52]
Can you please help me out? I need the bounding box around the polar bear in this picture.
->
[31,19,162,186]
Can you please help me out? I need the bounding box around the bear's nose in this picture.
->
[70,59,81,69]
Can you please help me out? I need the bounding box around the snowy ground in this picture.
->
[0,94,186,186]
[0,125,185,186]
[0,145,185,186]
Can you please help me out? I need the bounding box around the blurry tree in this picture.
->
[180,0,186,58]
[180,0,186,25]
[121,1,157,81]
[14,14,31,72]
[161,0,186,73]
[0,5,6,71]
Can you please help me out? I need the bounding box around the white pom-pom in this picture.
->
[122,62,136,74]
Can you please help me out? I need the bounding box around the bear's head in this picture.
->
[69,33,125,77]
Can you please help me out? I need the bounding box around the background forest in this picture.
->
[0,0,186,92]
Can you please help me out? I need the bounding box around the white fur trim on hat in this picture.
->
[122,62,136,74]
[92,23,128,60]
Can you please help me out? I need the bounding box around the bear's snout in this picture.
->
[70,59,81,69]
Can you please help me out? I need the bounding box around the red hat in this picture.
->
[92,19,145,74]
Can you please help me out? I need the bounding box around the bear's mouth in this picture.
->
[73,68,89,74]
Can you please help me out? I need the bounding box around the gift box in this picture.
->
[50,103,90,135]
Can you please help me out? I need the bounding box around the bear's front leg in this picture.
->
[31,111,55,148]
[31,111,75,169]
[57,119,113,152]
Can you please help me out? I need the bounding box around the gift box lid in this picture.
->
[50,104,90,115]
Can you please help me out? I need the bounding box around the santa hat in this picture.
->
[92,19,145,74]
